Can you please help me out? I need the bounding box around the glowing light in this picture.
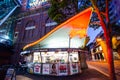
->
[28,0,48,8]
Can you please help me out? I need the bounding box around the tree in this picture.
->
[90,0,116,80]
[48,0,101,29]
[48,0,78,24]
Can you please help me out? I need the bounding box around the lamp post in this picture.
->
[68,35,71,63]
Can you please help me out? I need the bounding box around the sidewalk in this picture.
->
[16,68,110,80]
[87,61,109,77]
[87,60,120,80]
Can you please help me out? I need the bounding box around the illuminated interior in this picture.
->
[38,27,86,48]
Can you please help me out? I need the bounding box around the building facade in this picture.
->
[0,0,20,65]
[109,0,120,25]
[89,29,120,61]
[87,0,120,61]
[12,0,57,63]
[13,0,78,64]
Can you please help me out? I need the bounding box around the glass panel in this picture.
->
[0,0,17,20]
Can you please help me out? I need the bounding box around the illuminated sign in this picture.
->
[27,0,48,8]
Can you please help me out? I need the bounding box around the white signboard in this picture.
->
[42,64,50,74]
[34,63,41,74]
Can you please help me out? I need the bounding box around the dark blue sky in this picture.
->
[87,27,103,45]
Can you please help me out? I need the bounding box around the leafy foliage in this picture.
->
[48,0,78,24]
[48,0,108,30]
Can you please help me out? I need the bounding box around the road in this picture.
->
[87,60,120,80]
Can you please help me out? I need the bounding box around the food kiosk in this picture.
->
[22,7,92,76]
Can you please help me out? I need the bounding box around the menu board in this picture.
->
[42,64,50,74]
[58,63,68,75]
[34,63,41,74]
[70,63,78,75]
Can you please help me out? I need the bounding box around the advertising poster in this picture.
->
[34,63,41,74]
[50,63,58,75]
[70,63,78,75]
[42,64,50,74]
[58,63,68,75]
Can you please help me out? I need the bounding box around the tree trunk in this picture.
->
[90,0,116,79]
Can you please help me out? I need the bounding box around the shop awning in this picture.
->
[23,7,93,50]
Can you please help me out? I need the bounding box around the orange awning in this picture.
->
[23,7,93,50]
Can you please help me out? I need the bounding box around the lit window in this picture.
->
[99,46,102,50]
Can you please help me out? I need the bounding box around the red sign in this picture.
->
[59,64,68,75]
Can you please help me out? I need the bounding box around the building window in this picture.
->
[14,32,19,38]
[23,20,36,40]
[99,46,102,50]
